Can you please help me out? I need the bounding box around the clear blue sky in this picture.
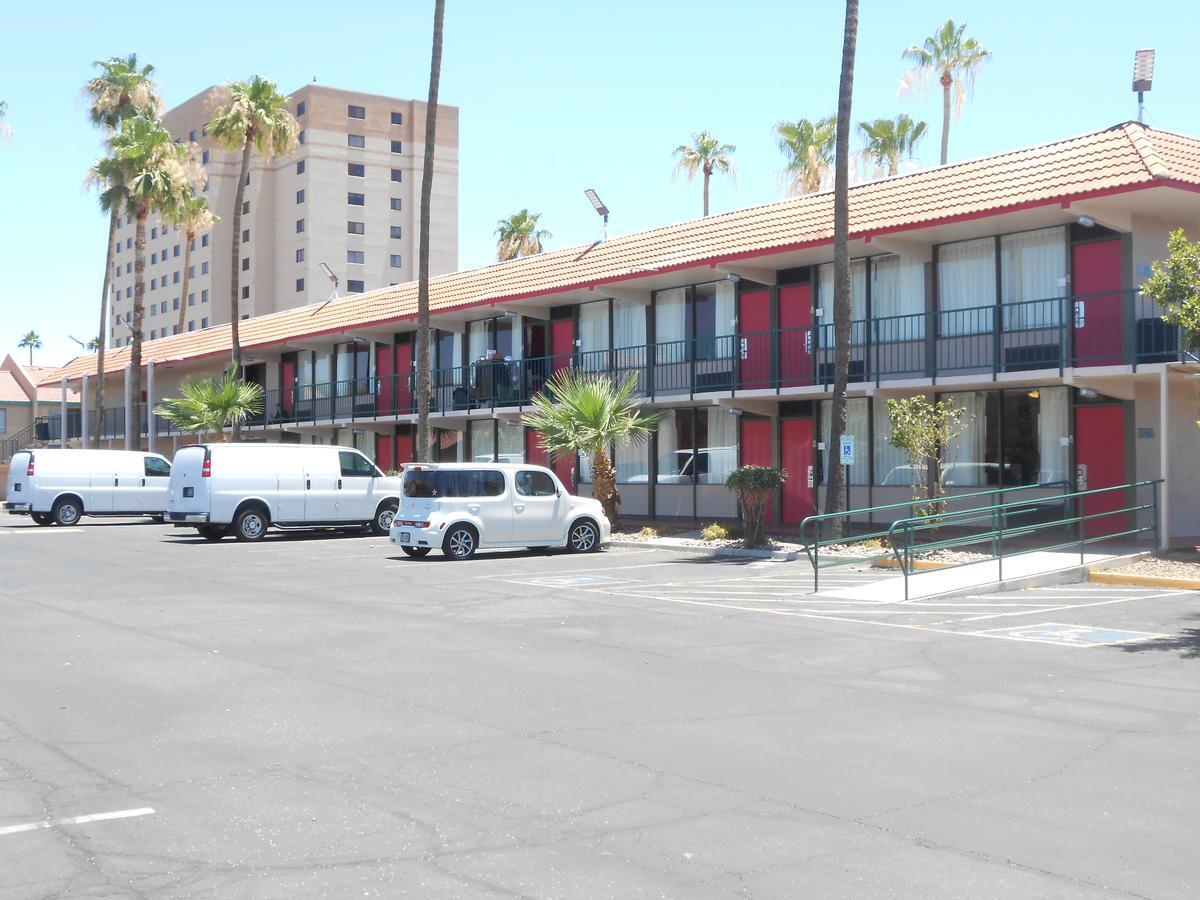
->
[1,0,1196,367]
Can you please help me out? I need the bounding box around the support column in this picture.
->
[123,363,134,451]
[80,374,90,449]
[146,360,156,454]
[1159,367,1169,550]
[60,378,68,449]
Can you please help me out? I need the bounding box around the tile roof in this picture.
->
[45,122,1200,385]
[0,371,29,404]
[25,366,81,403]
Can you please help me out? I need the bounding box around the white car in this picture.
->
[4,448,172,526]
[167,443,402,542]
[389,462,610,560]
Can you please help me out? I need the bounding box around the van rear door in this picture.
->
[6,452,31,510]
[168,446,210,522]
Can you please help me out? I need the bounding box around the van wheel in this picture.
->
[233,508,268,542]
[568,519,600,553]
[52,498,82,527]
[31,512,53,527]
[443,525,477,560]
[370,502,398,535]
[197,525,225,542]
[401,546,431,558]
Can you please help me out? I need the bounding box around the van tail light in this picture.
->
[26,458,35,477]
[201,458,211,478]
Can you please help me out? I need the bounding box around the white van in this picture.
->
[4,449,173,526]
[166,443,403,541]
[389,462,610,560]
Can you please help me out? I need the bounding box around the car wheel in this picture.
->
[568,519,600,553]
[52,498,82,527]
[233,508,268,542]
[370,502,398,536]
[442,525,477,560]
[31,512,53,527]
[150,514,166,524]
[197,525,225,542]
[401,546,431,558]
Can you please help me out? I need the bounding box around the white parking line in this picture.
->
[0,529,83,536]
[0,807,155,837]
[962,591,1189,621]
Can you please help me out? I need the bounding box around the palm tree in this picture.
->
[168,193,217,336]
[495,210,553,261]
[154,367,264,441]
[85,337,101,352]
[17,331,41,365]
[672,131,736,216]
[82,54,161,448]
[416,0,446,464]
[859,114,928,177]
[0,100,11,140]
[825,0,859,536]
[522,370,662,529]
[775,116,836,195]
[901,20,991,165]
[208,75,298,431]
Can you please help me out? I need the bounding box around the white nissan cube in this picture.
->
[390,462,610,560]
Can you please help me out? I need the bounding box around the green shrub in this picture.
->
[725,465,787,549]
[638,525,659,539]
[701,522,729,541]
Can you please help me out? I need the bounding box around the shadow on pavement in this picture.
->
[1119,616,1200,659]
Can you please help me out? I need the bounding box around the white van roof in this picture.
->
[403,462,551,471]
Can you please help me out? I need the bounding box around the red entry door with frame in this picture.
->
[551,319,575,375]
[739,417,774,521]
[525,428,573,491]
[375,344,395,415]
[374,432,395,472]
[779,284,813,387]
[1072,239,1123,367]
[738,289,771,390]
[395,341,413,413]
[1075,404,1127,537]
[780,417,815,523]
[280,359,296,417]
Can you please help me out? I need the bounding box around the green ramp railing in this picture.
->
[886,479,1162,601]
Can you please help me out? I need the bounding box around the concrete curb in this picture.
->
[1089,571,1200,590]
[874,557,950,572]
[607,538,804,562]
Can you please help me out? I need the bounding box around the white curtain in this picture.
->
[944,392,987,485]
[469,419,494,461]
[818,260,867,326]
[615,439,648,484]
[872,399,910,486]
[820,398,869,485]
[497,421,524,463]
[655,288,687,364]
[938,238,995,335]
[872,255,926,340]
[613,297,647,350]
[468,320,490,362]
[655,411,681,482]
[702,407,737,484]
[578,300,610,371]
[1036,386,1069,485]
[714,281,736,338]
[1001,227,1066,328]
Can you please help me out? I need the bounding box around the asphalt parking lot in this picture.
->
[2,518,1200,898]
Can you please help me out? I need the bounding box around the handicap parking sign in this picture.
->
[840,435,855,466]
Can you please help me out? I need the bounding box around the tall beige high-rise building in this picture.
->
[107,84,459,347]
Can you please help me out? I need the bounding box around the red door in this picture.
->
[1075,405,1127,537]
[551,318,575,375]
[738,289,771,390]
[780,417,815,523]
[395,428,415,467]
[1072,240,1123,367]
[739,417,774,521]
[375,344,394,415]
[525,429,548,467]
[779,284,813,387]
[374,432,395,471]
[395,341,413,413]
[280,360,296,417]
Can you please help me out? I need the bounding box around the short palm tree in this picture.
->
[775,116,836,195]
[154,367,264,441]
[18,331,41,365]
[168,193,218,336]
[83,54,161,448]
[495,210,552,261]
[208,76,298,399]
[672,131,736,216]
[522,370,662,528]
[859,114,928,176]
[901,20,991,165]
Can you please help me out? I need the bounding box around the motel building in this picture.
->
[40,122,1200,545]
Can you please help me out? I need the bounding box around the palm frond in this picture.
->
[154,367,264,437]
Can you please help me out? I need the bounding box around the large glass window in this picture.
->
[819,398,869,485]
[655,287,687,364]
[579,300,610,367]
[468,320,490,363]
[469,419,494,461]
[942,391,1000,486]
[938,237,996,335]
[817,260,867,324]
[873,399,910,486]
[615,440,648,484]
[701,407,738,484]
[871,254,926,340]
[1001,227,1066,328]
[498,421,524,463]
[691,282,735,359]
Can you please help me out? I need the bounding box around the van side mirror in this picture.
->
[556,488,562,497]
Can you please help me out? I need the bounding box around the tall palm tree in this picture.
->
[859,114,927,177]
[775,116,836,195]
[104,114,202,449]
[82,54,161,448]
[672,131,736,216]
[168,192,217,336]
[208,75,298,433]
[522,370,662,528]
[17,331,41,365]
[901,20,991,165]
[0,101,11,140]
[495,210,552,261]
[416,0,447,464]
[825,0,859,536]
[154,366,264,442]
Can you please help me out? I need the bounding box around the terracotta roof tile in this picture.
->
[45,123,1200,384]
[0,372,29,403]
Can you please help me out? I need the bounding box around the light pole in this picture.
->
[584,189,610,241]
[1133,49,1155,124]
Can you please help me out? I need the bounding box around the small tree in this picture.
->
[1143,228,1200,356]
[886,396,966,518]
[154,367,264,441]
[725,465,787,549]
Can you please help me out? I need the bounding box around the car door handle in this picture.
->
[513,504,525,512]
[337,479,343,489]
[141,478,146,487]
[306,479,311,489]
[114,477,119,486]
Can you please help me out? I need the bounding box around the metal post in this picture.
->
[123,363,133,451]
[60,378,68,448]
[146,360,155,454]
[80,373,90,449]
[1159,367,1170,551]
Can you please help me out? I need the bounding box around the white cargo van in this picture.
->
[389,462,610,559]
[167,443,403,541]
[4,449,173,526]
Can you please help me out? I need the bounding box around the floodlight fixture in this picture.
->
[1132,49,1155,123]
[319,261,338,286]
[584,189,610,241]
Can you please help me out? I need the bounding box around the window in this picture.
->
[296,160,305,175]
[242,257,250,271]
[188,293,195,306]
[145,457,171,477]
[150,329,156,339]
[819,398,869,485]
[347,250,364,264]
[188,265,195,278]
[871,254,927,340]
[296,100,306,116]
[151,252,158,264]
[818,261,868,341]
[390,111,403,125]
[125,262,132,274]
[347,279,364,293]
[201,317,209,328]
[390,225,402,239]
[516,470,557,497]
[242,229,250,242]
[403,469,504,498]
[296,189,305,204]
[151,227,158,239]
[390,169,402,182]
[938,237,996,335]
[173,244,180,257]
[390,140,402,154]
[188,130,196,141]
[188,321,195,332]
[242,201,249,214]
[1001,227,1067,328]
[160,301,168,314]
[126,237,131,249]
[347,104,366,119]
[296,218,306,233]
[347,192,364,206]
[126,286,132,298]
[651,408,735,486]
[296,277,305,292]
[202,150,209,164]
[347,221,365,235]
[151,277,157,290]
[201,289,208,302]
[173,297,180,310]
[203,179,209,193]
[201,234,209,248]
[298,130,305,144]
[390,254,402,268]
[295,248,305,263]
[347,162,365,177]
[201,261,209,274]
[339,451,378,479]
[172,271,180,284]
[0,409,6,433]
[242,286,250,299]
[390,198,402,211]
[348,134,365,148]
[172,325,179,335]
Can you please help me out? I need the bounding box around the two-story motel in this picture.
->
[41,122,1200,545]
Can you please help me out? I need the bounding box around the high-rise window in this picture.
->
[151,227,158,239]
[242,229,250,242]
[298,130,305,144]
[347,280,364,293]
[296,100,306,116]
[296,189,305,204]
[241,286,249,299]
[390,198,402,211]
[188,265,195,278]
[347,250,365,264]
[348,162,365,177]
[202,150,209,164]
[347,221,365,235]
[242,201,249,214]
[295,248,305,262]
[151,277,157,289]
[201,289,208,302]
[296,278,305,292]
[126,286,132,298]
[188,321,195,332]
[296,219,305,233]
[390,226,402,239]
[125,262,131,274]
[188,130,195,141]
[201,317,209,328]
[173,244,180,257]
[242,257,250,271]
[296,160,305,175]
[347,193,364,206]
[201,234,209,248]
[390,140,402,154]
[348,134,365,148]
[390,255,402,268]
[173,271,180,284]
[173,298,180,310]
[188,293,195,306]
[347,104,365,119]
[201,261,209,274]
[390,111,403,125]
[151,252,158,264]
[390,169,402,182]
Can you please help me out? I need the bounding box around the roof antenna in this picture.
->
[1132,49,1155,124]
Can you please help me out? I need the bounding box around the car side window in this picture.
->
[515,470,556,497]
[144,457,171,477]
[339,451,376,478]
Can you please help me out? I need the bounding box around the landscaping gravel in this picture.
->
[1109,554,1200,580]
